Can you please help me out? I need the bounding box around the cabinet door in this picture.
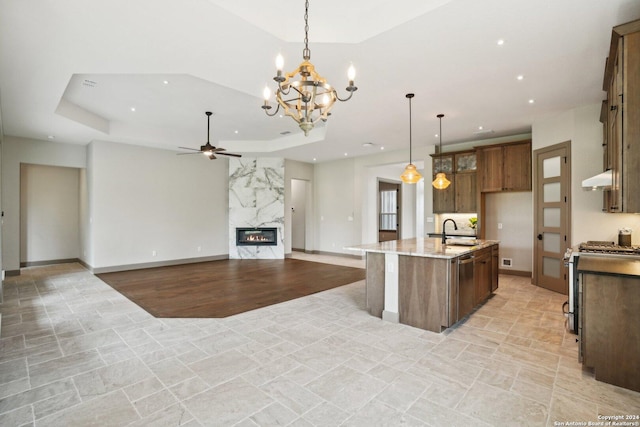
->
[503,143,532,191]
[473,248,492,305]
[432,173,455,213]
[608,39,623,211]
[478,147,503,192]
[454,172,477,213]
[491,245,499,292]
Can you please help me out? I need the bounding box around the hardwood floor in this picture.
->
[97,258,365,318]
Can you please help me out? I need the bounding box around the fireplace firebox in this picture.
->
[236,228,278,246]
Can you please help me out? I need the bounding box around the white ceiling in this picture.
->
[1,0,639,163]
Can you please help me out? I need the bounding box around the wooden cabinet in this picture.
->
[579,262,640,392]
[601,19,640,213]
[473,247,492,305]
[477,141,531,192]
[432,150,477,213]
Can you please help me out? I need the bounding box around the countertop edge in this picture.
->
[345,238,499,259]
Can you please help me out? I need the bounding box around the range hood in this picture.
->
[581,170,612,190]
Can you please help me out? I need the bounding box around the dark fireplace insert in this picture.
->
[236,227,278,246]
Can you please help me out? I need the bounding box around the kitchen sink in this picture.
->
[445,238,478,246]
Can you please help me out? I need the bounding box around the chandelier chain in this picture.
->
[303,0,310,60]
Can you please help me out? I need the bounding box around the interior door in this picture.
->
[533,142,571,294]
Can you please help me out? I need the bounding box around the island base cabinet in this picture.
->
[581,272,640,392]
[398,256,456,333]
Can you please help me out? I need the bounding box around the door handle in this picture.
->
[537,234,543,240]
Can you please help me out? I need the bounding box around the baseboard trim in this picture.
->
[21,258,80,268]
[499,269,531,277]
[382,310,399,323]
[309,250,364,260]
[92,255,229,274]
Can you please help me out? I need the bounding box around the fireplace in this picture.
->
[236,227,278,246]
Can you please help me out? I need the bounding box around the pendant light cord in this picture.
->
[437,113,444,172]
[409,96,413,164]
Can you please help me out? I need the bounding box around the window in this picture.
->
[379,190,397,231]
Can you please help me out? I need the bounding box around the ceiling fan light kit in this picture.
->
[177,111,241,160]
[261,0,357,136]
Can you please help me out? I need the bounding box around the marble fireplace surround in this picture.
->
[228,157,285,259]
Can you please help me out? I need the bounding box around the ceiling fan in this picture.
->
[178,111,241,160]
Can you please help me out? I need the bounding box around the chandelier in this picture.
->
[261,0,357,136]
[432,113,451,190]
[400,93,422,184]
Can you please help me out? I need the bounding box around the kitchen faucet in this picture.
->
[441,218,458,244]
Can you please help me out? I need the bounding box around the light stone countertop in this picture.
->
[345,237,499,259]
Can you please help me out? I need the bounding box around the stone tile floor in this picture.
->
[0,254,638,426]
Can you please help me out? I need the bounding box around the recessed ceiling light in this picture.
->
[478,126,483,130]
[528,99,535,104]
[234,130,239,134]
[344,153,348,156]
[362,142,373,147]
[517,75,524,81]
[435,134,439,138]
[497,39,505,46]
[380,147,385,150]
[163,80,169,85]
[130,107,136,112]
[313,158,317,161]
[47,135,55,139]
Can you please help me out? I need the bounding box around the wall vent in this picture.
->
[501,258,513,267]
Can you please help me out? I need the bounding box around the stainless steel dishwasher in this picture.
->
[458,254,475,320]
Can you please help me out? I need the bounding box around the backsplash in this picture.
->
[435,213,478,235]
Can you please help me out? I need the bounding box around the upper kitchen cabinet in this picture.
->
[601,19,640,213]
[477,140,532,192]
[432,150,477,213]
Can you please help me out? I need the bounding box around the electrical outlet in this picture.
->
[152,250,157,257]
[197,246,201,252]
[498,223,503,229]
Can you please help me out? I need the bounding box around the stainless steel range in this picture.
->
[565,241,640,334]
[578,240,640,255]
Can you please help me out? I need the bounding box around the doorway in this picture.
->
[378,181,401,242]
[533,141,571,294]
[291,179,308,252]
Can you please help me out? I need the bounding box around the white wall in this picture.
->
[2,136,86,273]
[20,164,80,264]
[314,158,358,253]
[89,140,229,270]
[484,192,533,272]
[533,103,640,245]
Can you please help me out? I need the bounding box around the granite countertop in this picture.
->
[345,237,499,259]
[577,254,640,277]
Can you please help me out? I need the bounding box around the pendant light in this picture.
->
[432,113,451,190]
[400,93,422,184]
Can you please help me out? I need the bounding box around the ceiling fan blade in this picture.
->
[218,152,242,157]
[177,152,202,155]
[207,153,217,160]
[213,147,226,152]
[178,146,202,152]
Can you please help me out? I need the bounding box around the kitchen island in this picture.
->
[348,238,499,333]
